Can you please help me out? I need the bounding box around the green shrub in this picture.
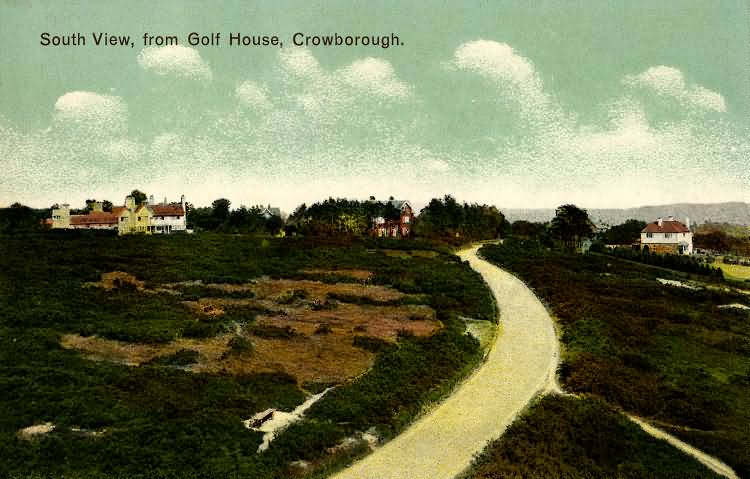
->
[221,336,254,359]
[145,349,201,367]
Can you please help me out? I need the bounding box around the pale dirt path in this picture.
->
[628,416,739,479]
[331,245,560,479]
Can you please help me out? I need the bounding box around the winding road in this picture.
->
[332,245,560,479]
[331,245,738,479]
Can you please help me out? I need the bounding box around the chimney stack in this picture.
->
[686,217,690,229]
[657,217,663,227]
[148,194,154,205]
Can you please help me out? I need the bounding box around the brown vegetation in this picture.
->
[302,269,374,281]
[84,271,145,291]
[66,275,439,385]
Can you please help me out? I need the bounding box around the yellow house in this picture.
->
[117,196,154,234]
[53,194,186,235]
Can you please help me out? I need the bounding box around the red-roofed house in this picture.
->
[52,194,186,235]
[147,195,187,234]
[640,216,693,255]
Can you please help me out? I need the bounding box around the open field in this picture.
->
[0,233,492,478]
[715,258,750,281]
[472,242,750,477]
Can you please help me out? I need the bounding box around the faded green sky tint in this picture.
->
[1,0,749,210]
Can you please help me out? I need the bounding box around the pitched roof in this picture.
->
[261,206,281,217]
[389,200,411,210]
[151,204,185,216]
[642,220,690,234]
[70,213,118,225]
[112,206,127,216]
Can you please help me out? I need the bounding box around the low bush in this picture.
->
[466,395,723,479]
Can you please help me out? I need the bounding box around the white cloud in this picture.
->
[424,159,450,172]
[279,48,412,107]
[452,40,548,108]
[137,45,213,81]
[279,48,323,78]
[339,57,411,99]
[52,91,128,137]
[623,66,726,112]
[235,81,271,110]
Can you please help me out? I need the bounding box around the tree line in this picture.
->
[7,189,748,259]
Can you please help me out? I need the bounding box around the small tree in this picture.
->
[265,215,283,235]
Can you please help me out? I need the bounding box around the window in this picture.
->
[403,216,410,223]
[665,233,671,239]
[646,233,653,238]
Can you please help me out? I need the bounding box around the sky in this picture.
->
[1,0,749,212]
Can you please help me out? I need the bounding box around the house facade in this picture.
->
[640,216,693,255]
[52,195,186,235]
[373,200,414,238]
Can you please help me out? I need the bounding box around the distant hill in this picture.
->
[503,202,750,226]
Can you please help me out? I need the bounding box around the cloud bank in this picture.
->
[1,41,747,212]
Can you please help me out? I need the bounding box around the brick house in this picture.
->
[373,200,414,238]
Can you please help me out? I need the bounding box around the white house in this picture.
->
[148,195,187,234]
[640,216,693,255]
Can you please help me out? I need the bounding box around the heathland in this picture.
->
[466,241,750,478]
[0,232,493,479]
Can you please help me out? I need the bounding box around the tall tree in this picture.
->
[211,198,231,223]
[601,219,646,245]
[130,189,147,205]
[550,204,594,250]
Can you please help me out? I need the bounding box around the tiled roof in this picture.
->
[151,204,185,216]
[70,213,118,225]
[642,220,690,233]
